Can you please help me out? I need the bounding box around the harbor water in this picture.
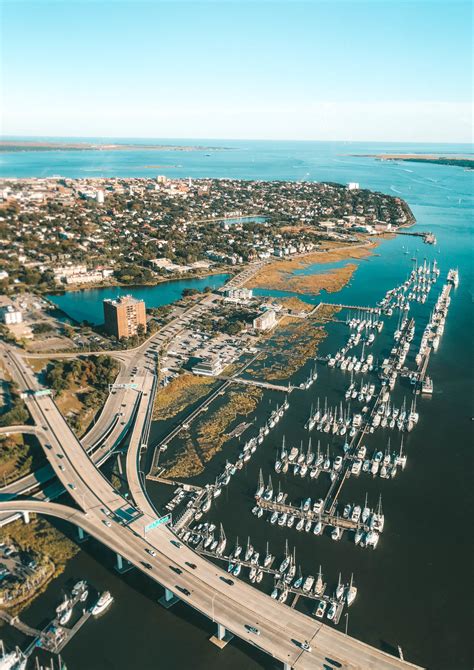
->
[1,141,472,669]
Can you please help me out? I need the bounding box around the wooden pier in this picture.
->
[321,302,379,313]
[394,230,437,245]
[0,609,41,637]
[255,496,367,533]
[50,609,92,654]
[214,375,293,392]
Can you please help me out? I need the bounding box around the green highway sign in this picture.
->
[145,514,171,533]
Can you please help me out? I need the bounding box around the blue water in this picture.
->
[46,274,230,325]
[216,215,268,225]
[3,140,473,670]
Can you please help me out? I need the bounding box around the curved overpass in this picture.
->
[0,498,422,670]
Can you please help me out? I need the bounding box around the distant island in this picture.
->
[0,140,230,152]
[354,153,474,170]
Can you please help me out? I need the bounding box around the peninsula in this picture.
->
[355,153,474,170]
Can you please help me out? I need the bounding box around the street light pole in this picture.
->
[345,612,349,636]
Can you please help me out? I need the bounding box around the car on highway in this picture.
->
[102,520,112,527]
[170,540,181,548]
[142,562,153,570]
[170,566,182,575]
[185,562,197,570]
[146,548,157,557]
[175,586,191,596]
[58,465,65,471]
[244,625,260,636]
[68,483,76,490]
[57,453,64,459]
[219,576,234,586]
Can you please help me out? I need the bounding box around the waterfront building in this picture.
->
[192,355,224,376]
[103,295,146,339]
[253,309,277,331]
[224,287,253,302]
[347,182,360,190]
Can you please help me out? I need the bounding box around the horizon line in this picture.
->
[1,134,472,146]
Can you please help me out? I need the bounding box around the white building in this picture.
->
[0,297,22,325]
[253,310,277,331]
[96,189,105,204]
[224,287,253,303]
[347,182,360,191]
[192,355,224,376]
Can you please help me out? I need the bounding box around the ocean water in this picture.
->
[1,141,473,670]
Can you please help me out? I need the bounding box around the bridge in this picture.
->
[0,294,218,524]
[0,344,423,670]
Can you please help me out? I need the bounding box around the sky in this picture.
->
[1,0,472,142]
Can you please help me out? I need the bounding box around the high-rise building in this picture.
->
[103,295,146,339]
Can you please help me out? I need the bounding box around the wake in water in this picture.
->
[390,185,402,194]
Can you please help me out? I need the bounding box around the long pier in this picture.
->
[321,302,379,313]
[256,496,368,533]
[394,230,437,244]
[214,375,292,392]
[0,610,41,637]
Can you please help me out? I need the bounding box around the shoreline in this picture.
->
[43,267,232,297]
[352,153,474,170]
[244,241,378,295]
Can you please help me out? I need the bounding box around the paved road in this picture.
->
[0,295,214,518]
[0,347,423,670]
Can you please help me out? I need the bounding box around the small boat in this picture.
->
[331,526,342,541]
[315,599,327,618]
[327,602,337,621]
[92,591,113,616]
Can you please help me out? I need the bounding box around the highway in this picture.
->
[0,294,215,519]
[0,345,423,670]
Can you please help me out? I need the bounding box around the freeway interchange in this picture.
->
[0,299,423,670]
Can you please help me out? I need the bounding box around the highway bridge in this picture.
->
[0,294,217,524]
[0,345,423,670]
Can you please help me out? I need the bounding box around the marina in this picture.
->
[157,264,460,652]
[1,141,471,670]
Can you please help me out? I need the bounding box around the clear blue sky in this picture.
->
[1,0,472,142]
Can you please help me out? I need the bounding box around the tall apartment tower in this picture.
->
[103,295,146,339]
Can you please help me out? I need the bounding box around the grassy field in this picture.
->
[245,244,375,295]
[153,372,216,421]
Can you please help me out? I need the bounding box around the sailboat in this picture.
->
[279,539,291,572]
[233,537,242,559]
[314,566,324,595]
[216,524,227,556]
[263,542,273,568]
[346,573,357,606]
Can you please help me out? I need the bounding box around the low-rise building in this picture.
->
[192,355,224,376]
[0,296,22,325]
[253,309,277,331]
[223,287,253,302]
